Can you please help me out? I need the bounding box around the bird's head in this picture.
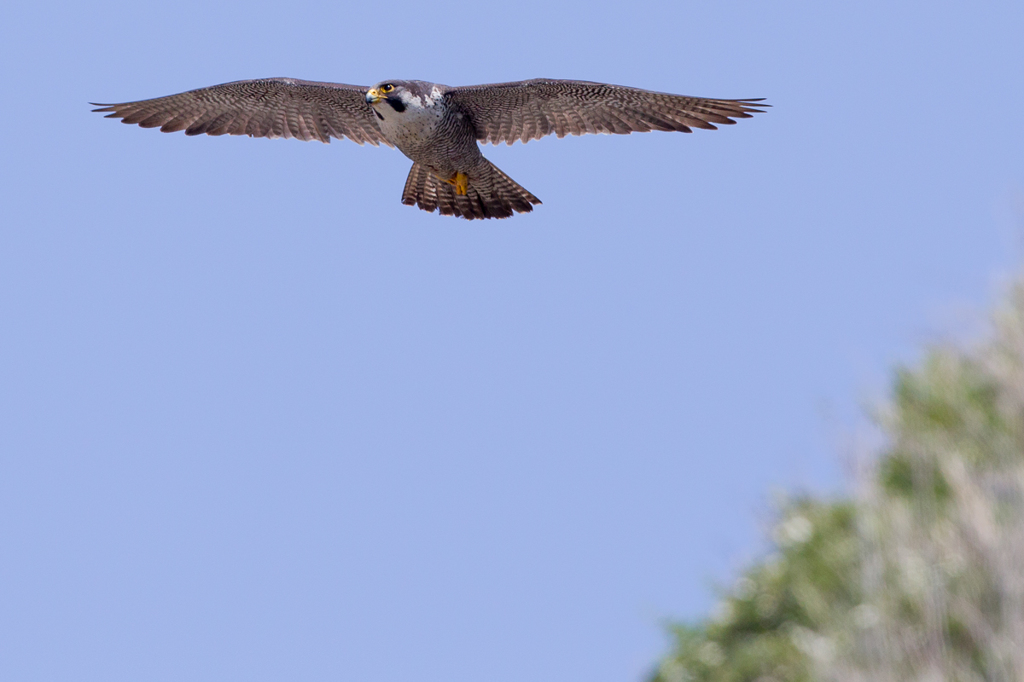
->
[365,81,438,120]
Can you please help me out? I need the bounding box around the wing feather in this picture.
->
[447,78,767,145]
[91,77,391,147]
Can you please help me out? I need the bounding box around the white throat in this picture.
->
[375,87,447,148]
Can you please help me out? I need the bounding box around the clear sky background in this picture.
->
[1,2,1022,681]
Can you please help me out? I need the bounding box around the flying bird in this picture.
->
[93,78,767,220]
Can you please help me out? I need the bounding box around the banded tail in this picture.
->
[401,159,542,220]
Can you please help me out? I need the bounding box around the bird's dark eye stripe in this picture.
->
[386,99,406,113]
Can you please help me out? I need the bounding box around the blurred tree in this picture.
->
[652,281,1024,682]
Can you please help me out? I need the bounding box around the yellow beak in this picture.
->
[365,88,381,104]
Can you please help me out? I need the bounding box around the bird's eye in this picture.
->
[381,84,394,94]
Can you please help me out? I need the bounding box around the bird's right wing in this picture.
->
[446,79,767,145]
[92,78,391,146]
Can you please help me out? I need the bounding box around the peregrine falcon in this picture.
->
[93,78,767,220]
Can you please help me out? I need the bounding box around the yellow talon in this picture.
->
[447,172,469,196]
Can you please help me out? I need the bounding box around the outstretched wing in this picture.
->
[92,78,390,146]
[446,79,767,145]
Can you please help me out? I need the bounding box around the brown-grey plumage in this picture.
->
[445,79,766,144]
[401,160,541,220]
[93,77,767,220]
[92,78,390,145]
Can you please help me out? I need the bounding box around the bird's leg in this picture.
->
[445,172,469,196]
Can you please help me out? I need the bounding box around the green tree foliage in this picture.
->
[653,282,1024,682]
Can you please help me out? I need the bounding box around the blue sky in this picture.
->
[1,1,1022,681]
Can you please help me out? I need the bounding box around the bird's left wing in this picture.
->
[92,78,391,146]
[446,79,767,145]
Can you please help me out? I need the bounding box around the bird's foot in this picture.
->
[446,172,469,196]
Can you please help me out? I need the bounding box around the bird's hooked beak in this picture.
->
[365,88,382,104]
